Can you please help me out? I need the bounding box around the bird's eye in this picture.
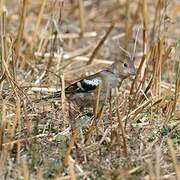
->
[124,63,128,67]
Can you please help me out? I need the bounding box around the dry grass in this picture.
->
[0,0,180,179]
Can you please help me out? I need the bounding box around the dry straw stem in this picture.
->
[84,85,103,144]
[20,159,29,180]
[141,0,148,81]
[152,39,163,97]
[31,0,48,50]
[170,60,180,118]
[0,102,7,150]
[155,146,161,180]
[146,159,156,180]
[87,23,115,65]
[123,97,162,120]
[85,107,106,144]
[116,97,128,157]
[64,129,78,166]
[150,0,163,44]
[95,83,102,117]
[130,34,158,96]
[78,0,85,35]
[1,9,6,73]
[130,53,147,95]
[37,21,51,53]
[142,0,148,54]
[167,139,180,180]
[124,0,141,50]
[0,0,5,15]
[0,147,9,176]
[151,0,159,41]
[10,95,21,151]
[0,11,26,97]
[68,155,76,180]
[94,83,103,136]
[49,31,97,40]
[108,89,113,140]
[15,0,28,61]
[0,104,11,176]
[61,74,66,124]
[160,46,180,122]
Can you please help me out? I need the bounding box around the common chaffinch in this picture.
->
[41,55,136,110]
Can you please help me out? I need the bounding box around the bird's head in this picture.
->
[115,55,136,79]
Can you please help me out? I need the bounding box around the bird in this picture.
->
[38,54,136,111]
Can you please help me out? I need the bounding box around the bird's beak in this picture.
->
[130,68,136,76]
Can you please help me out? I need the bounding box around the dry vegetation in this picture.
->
[0,0,180,179]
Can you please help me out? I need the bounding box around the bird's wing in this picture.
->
[65,76,102,94]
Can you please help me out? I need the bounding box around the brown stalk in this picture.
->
[128,98,152,121]
[61,74,66,127]
[146,159,156,180]
[0,102,6,151]
[129,47,153,109]
[130,34,157,96]
[68,156,76,180]
[78,0,86,35]
[95,83,102,117]
[64,129,78,166]
[123,0,141,50]
[0,0,5,15]
[15,0,28,62]
[0,10,33,113]
[116,97,128,157]
[85,106,105,144]
[139,0,148,90]
[152,39,163,97]
[0,104,9,176]
[124,0,130,50]
[142,0,148,55]
[168,59,180,119]
[109,89,113,140]
[21,159,29,180]
[10,95,21,146]
[167,139,180,180]
[94,83,102,136]
[37,21,50,52]
[31,0,48,50]
[139,44,173,103]
[150,0,161,45]
[130,54,147,95]
[87,23,115,65]
[155,146,161,180]
[49,31,97,40]
[0,9,6,74]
